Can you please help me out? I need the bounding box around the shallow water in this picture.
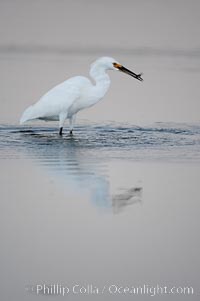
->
[1,122,200,300]
[1,122,200,212]
[1,122,200,161]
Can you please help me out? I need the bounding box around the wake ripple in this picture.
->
[0,122,200,162]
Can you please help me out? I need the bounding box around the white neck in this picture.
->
[89,65,111,101]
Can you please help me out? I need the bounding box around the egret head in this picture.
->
[92,57,143,81]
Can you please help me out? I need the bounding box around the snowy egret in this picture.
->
[20,57,143,135]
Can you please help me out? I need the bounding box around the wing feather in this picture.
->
[20,76,89,124]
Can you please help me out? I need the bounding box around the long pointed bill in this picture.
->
[113,63,143,81]
[118,65,143,81]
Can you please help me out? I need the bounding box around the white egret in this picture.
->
[20,57,143,135]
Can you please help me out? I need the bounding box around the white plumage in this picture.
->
[20,57,143,135]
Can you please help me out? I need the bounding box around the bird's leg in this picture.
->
[59,127,63,136]
[69,115,76,135]
[59,112,67,136]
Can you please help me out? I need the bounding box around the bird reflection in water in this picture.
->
[112,187,142,214]
[11,126,143,213]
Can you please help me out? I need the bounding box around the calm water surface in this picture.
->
[1,122,200,300]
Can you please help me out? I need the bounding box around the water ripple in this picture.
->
[1,122,199,212]
[0,122,200,162]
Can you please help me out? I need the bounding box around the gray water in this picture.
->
[1,122,200,300]
[1,121,199,211]
[1,122,200,161]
